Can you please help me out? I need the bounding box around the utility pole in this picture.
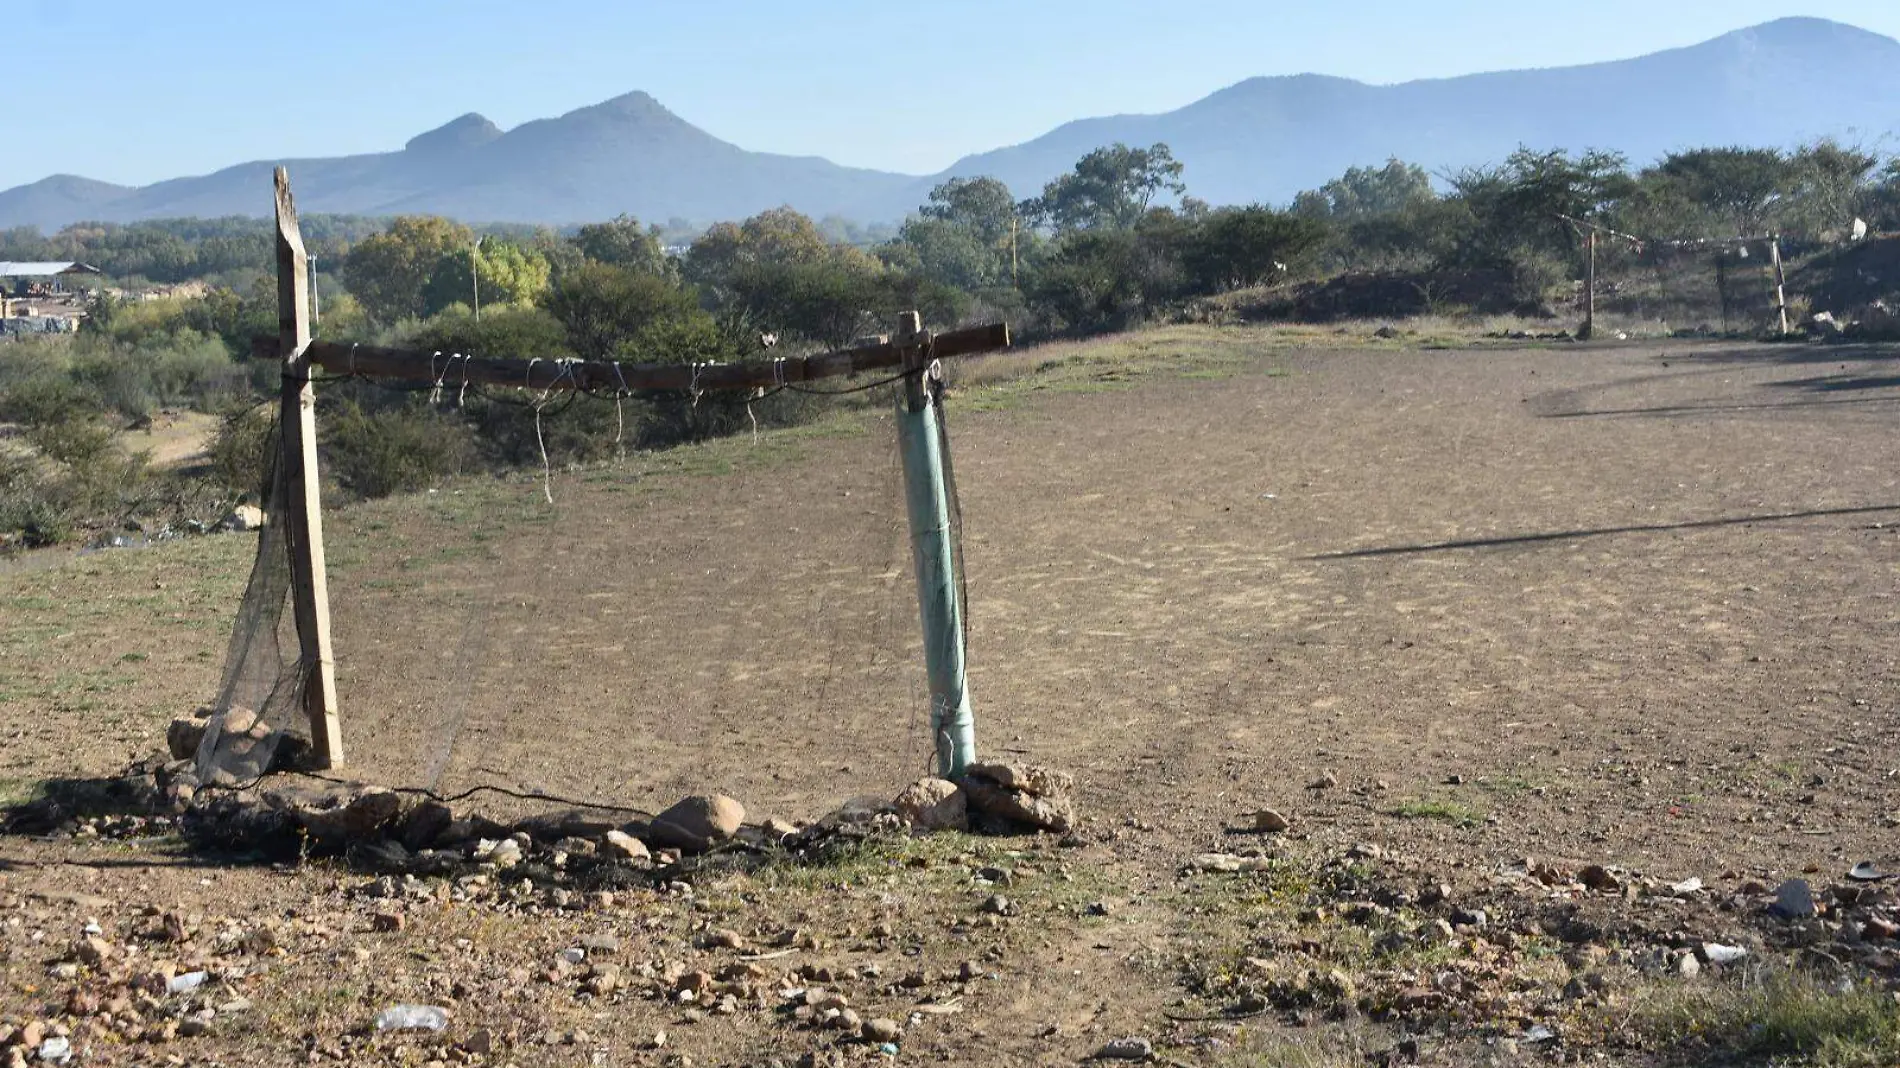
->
[308,255,320,333]
[893,311,977,778]
[1009,216,1019,289]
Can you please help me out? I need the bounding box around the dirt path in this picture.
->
[6,332,1900,1065]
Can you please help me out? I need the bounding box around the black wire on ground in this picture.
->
[199,767,658,820]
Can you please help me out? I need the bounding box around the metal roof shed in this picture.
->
[0,262,103,277]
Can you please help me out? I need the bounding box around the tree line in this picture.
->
[6,136,1900,546]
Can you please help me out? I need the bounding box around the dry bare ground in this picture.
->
[3,325,1899,1066]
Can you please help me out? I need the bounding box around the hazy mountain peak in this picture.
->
[1723,15,1892,43]
[404,113,504,155]
[2,19,1897,231]
[573,90,680,123]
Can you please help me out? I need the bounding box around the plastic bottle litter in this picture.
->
[169,970,209,994]
[373,1005,450,1032]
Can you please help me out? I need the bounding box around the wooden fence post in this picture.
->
[274,168,344,768]
[1770,236,1790,336]
[894,311,977,778]
[1580,229,1597,341]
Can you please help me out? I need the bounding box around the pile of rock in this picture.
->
[891,762,1076,835]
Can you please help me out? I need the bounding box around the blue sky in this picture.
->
[9,1,1900,191]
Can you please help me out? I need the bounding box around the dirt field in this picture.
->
[4,327,1900,1065]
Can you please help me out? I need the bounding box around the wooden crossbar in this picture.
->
[251,322,1011,393]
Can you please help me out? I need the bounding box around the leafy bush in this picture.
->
[207,403,276,498]
[321,398,478,499]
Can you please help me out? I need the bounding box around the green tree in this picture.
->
[571,214,670,274]
[895,176,1027,291]
[420,238,552,318]
[344,215,475,324]
[1645,147,1789,235]
[1296,160,1436,221]
[1450,147,1635,265]
[1026,230,1140,332]
[1183,206,1327,292]
[729,257,894,350]
[1030,143,1186,233]
[1785,139,1880,237]
[543,261,705,356]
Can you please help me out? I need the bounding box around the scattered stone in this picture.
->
[1187,853,1271,873]
[1577,865,1622,893]
[372,1005,450,1032]
[463,1029,496,1056]
[75,936,113,966]
[516,808,617,841]
[1771,878,1818,919]
[1250,808,1290,833]
[222,504,266,532]
[261,780,403,845]
[1093,1036,1155,1061]
[1670,877,1704,895]
[761,817,799,838]
[35,1037,71,1066]
[586,963,622,996]
[168,971,208,994]
[370,910,404,933]
[893,778,968,832]
[166,718,207,761]
[1307,771,1338,790]
[1702,943,1748,964]
[861,1017,902,1044]
[961,764,1075,833]
[580,933,620,956]
[603,829,651,862]
[1450,907,1489,929]
[1677,952,1701,979]
[648,795,746,853]
[397,801,455,851]
[1862,916,1899,941]
[981,894,1014,916]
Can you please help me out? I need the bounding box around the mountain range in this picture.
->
[4,17,1898,232]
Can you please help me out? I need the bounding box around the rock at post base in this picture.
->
[261,781,403,846]
[603,829,651,861]
[167,718,208,761]
[962,762,1076,833]
[893,777,967,832]
[221,504,267,532]
[647,794,745,853]
[1771,878,1818,919]
[396,800,454,851]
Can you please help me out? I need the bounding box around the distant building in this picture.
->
[0,262,102,333]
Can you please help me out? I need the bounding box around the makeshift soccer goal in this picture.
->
[194,169,1010,800]
[1565,215,1793,338]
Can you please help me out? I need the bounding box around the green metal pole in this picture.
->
[894,312,977,778]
